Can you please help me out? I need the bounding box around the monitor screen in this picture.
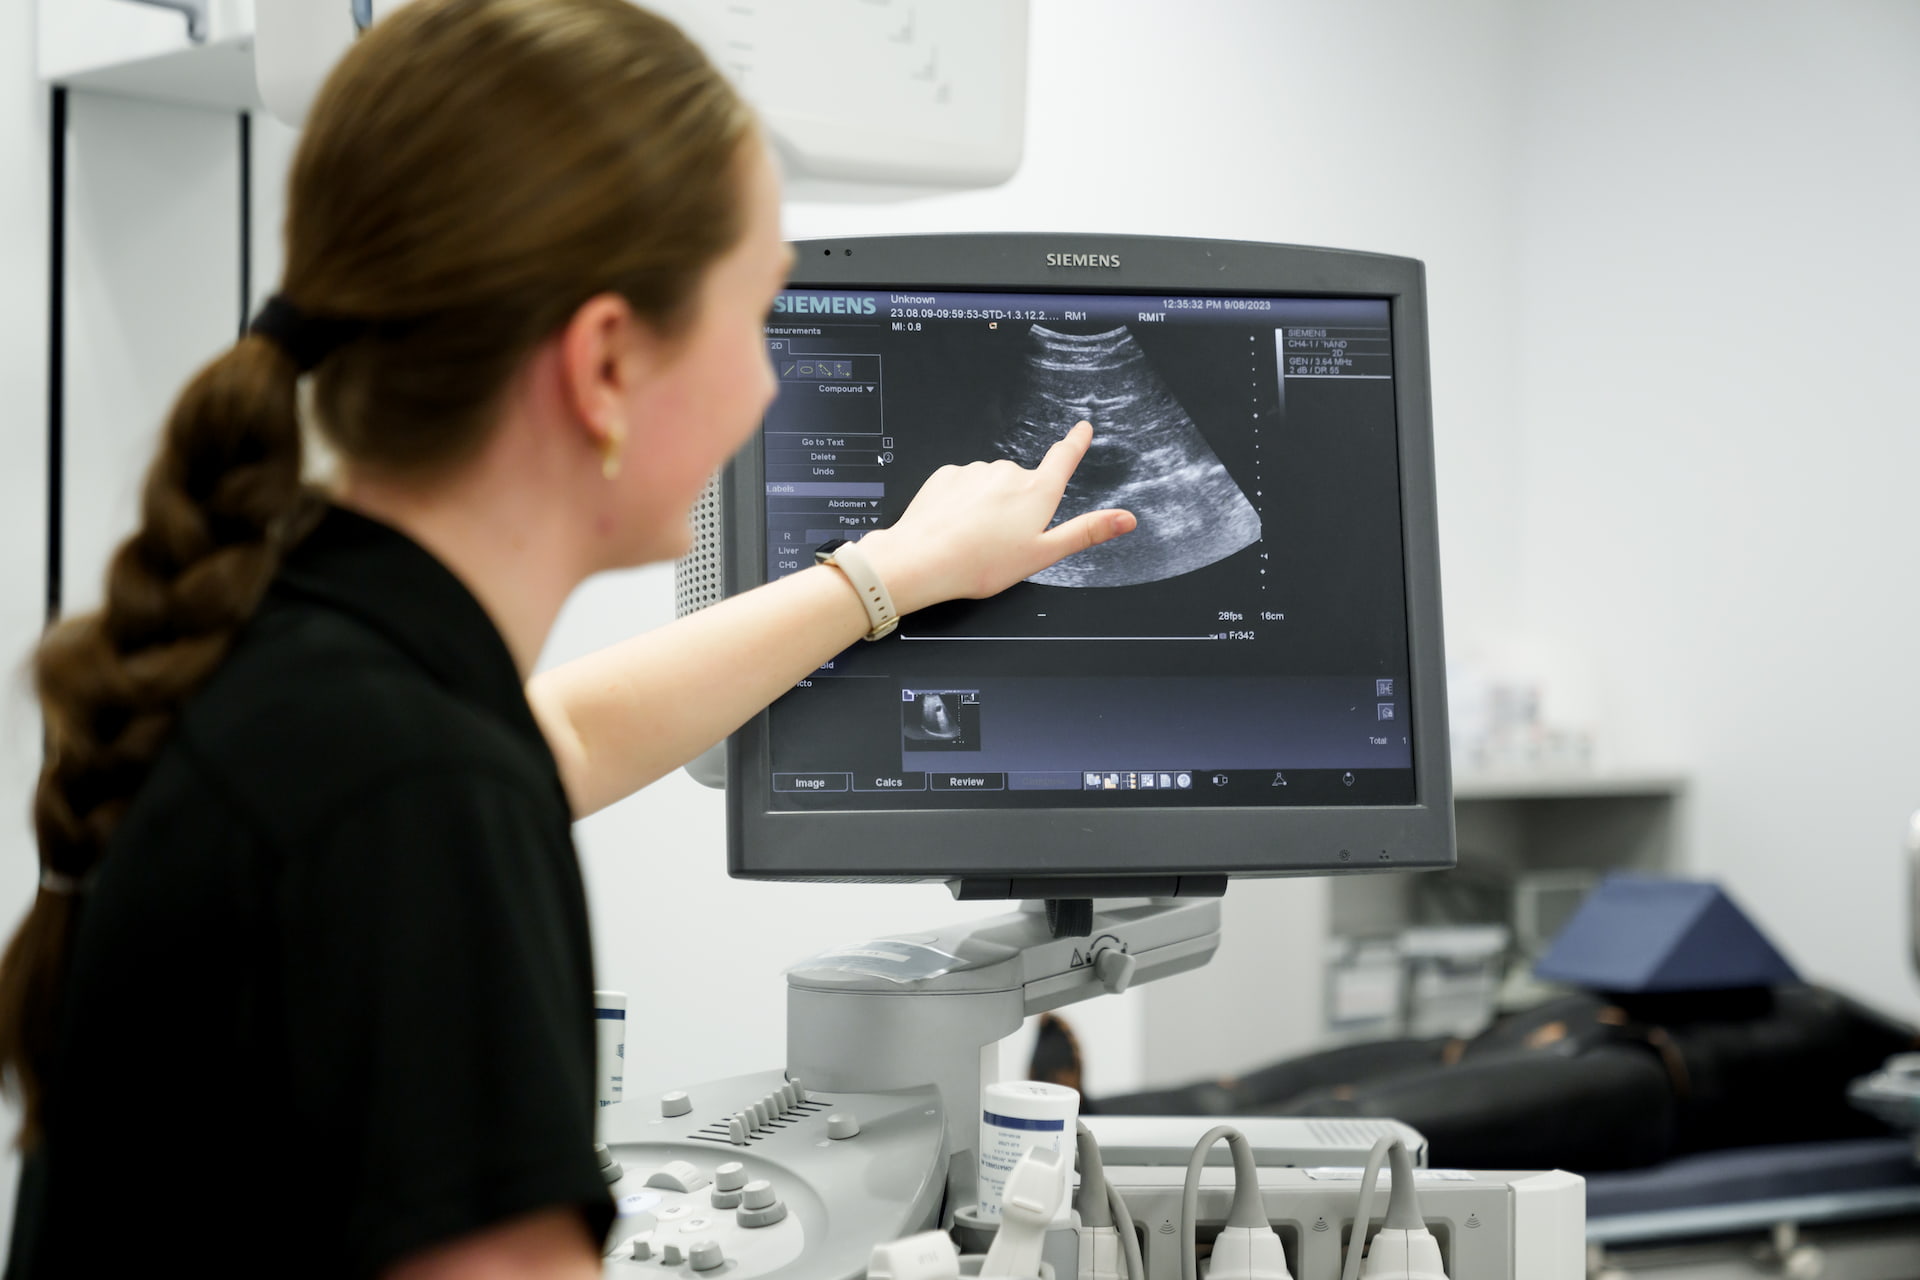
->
[718,235,1452,886]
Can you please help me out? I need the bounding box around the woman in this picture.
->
[0,2,1133,1275]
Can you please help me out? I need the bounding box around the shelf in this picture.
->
[1327,770,1692,1041]
[1452,771,1688,802]
[58,36,262,113]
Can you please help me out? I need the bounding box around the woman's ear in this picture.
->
[557,293,653,457]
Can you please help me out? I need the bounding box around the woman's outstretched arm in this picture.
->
[527,422,1133,818]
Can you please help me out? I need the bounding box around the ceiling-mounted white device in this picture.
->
[252,0,1025,189]
[254,0,407,128]
[120,0,210,42]
[643,0,1027,188]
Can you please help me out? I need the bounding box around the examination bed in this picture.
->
[1584,1136,1920,1278]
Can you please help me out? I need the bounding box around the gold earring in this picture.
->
[600,423,626,480]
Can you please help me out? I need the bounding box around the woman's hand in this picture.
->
[857,421,1136,615]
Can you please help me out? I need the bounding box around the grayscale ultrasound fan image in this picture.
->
[908,692,962,740]
[901,691,980,751]
[997,325,1262,588]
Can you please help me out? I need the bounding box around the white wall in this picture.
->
[783,0,1530,652]
[0,0,48,1246]
[1511,0,1920,1021]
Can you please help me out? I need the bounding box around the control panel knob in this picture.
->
[826,1112,861,1140]
[737,1198,789,1229]
[710,1186,743,1210]
[749,1101,770,1129]
[1094,948,1138,995]
[763,1091,785,1118]
[645,1160,710,1194]
[689,1240,726,1272]
[630,1234,654,1261]
[660,1090,692,1118]
[662,1243,684,1266]
[727,1115,749,1145]
[742,1179,777,1211]
[714,1161,748,1192]
[789,1076,807,1103]
[779,1083,798,1111]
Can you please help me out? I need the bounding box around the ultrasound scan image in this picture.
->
[901,692,980,752]
[909,692,962,740]
[997,325,1262,588]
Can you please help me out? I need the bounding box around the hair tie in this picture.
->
[38,869,88,896]
[249,294,368,373]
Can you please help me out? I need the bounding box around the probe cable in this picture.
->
[1179,1125,1270,1280]
[1340,1135,1426,1280]
[1075,1121,1146,1280]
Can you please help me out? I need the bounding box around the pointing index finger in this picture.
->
[1038,420,1094,488]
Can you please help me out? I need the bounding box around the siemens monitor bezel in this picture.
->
[725,233,1452,885]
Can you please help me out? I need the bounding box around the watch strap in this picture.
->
[818,538,898,640]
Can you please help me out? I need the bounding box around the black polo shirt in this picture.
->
[7,506,615,1278]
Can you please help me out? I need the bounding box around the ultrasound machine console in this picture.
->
[599,234,1586,1280]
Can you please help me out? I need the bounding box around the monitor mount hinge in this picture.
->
[947,876,1227,912]
[1044,898,1092,938]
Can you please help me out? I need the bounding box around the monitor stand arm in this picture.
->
[785,895,1223,1219]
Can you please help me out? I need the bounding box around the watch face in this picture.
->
[814,538,849,560]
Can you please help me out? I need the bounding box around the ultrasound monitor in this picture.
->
[711,233,1452,891]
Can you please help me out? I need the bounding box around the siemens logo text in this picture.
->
[772,296,878,315]
[1044,253,1122,269]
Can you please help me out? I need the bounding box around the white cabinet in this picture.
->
[39,0,259,110]
[1325,773,1690,1041]
[1331,773,1689,938]
[58,92,245,617]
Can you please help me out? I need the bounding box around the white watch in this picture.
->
[815,538,898,641]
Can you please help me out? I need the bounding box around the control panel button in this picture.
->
[930,772,1005,790]
[773,772,849,793]
[714,1161,748,1191]
[630,1234,654,1261]
[749,1102,770,1129]
[662,1243,684,1266]
[741,1180,777,1211]
[779,1083,799,1111]
[680,1217,713,1233]
[689,1240,726,1272]
[853,772,927,792]
[658,1204,691,1221]
[660,1091,693,1118]
[737,1200,789,1229]
[826,1113,861,1140]
[727,1116,749,1145]
[645,1161,710,1194]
